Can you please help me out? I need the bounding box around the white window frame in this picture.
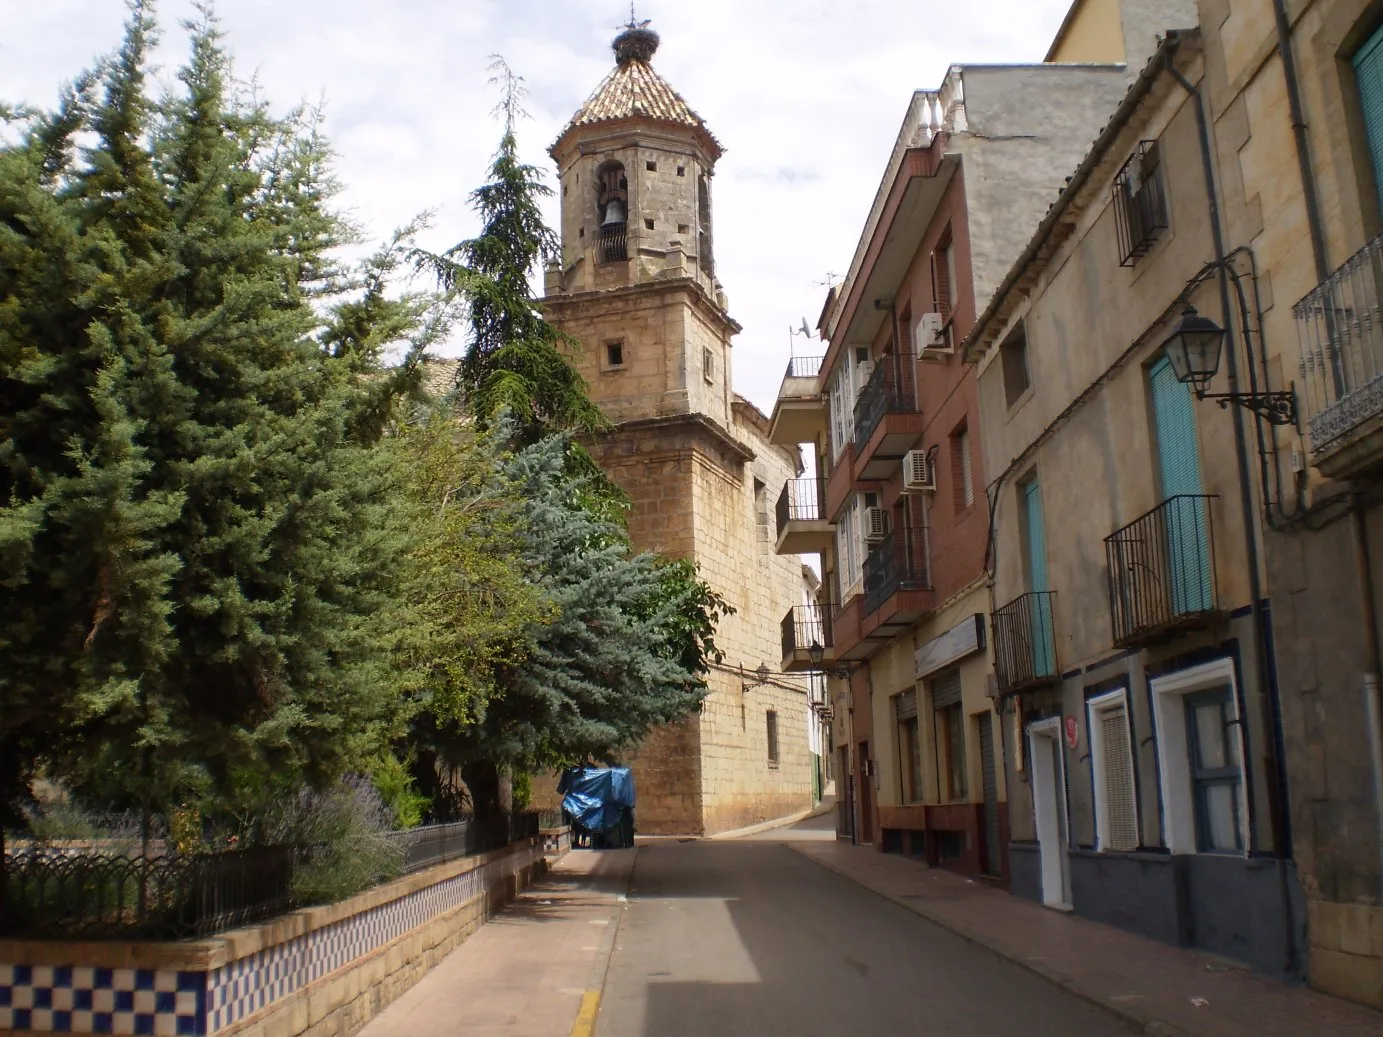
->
[828,356,855,460]
[1088,687,1139,853]
[1149,657,1249,855]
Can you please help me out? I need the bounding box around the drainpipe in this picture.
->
[1351,501,1383,902]
[1271,0,1331,287]
[1170,60,1298,974]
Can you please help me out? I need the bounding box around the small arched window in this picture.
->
[595,161,628,263]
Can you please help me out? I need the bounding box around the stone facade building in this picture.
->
[538,24,814,835]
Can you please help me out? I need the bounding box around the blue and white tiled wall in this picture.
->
[1,851,524,1035]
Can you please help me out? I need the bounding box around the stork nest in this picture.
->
[614,27,660,65]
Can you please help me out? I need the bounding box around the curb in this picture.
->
[787,845,1190,1037]
[707,799,837,841]
[571,847,637,1037]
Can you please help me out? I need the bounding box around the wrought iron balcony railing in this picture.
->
[775,477,826,538]
[599,225,628,263]
[784,355,824,380]
[853,356,919,448]
[1294,229,1383,457]
[781,604,834,662]
[862,526,930,615]
[992,591,1058,695]
[1104,495,1218,647]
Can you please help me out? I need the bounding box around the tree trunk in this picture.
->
[460,759,504,846]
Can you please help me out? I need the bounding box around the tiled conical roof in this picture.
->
[552,25,722,159]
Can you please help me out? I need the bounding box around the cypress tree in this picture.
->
[0,8,416,829]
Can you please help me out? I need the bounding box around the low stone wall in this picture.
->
[0,837,547,1037]
[540,826,571,858]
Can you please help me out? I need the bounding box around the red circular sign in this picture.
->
[1064,716,1079,750]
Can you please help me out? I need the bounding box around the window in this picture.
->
[605,341,624,368]
[703,346,715,383]
[754,478,770,543]
[646,160,658,172]
[678,223,690,234]
[1000,322,1031,407]
[895,690,922,803]
[1089,689,1139,852]
[676,165,686,177]
[1149,657,1247,855]
[932,670,966,801]
[931,232,954,320]
[1113,140,1168,265]
[1186,688,1243,852]
[1353,25,1383,214]
[645,218,655,230]
[951,422,974,510]
[767,710,780,766]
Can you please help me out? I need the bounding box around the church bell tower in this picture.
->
[540,21,812,837]
[544,20,736,429]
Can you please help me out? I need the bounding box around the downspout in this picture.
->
[1351,501,1383,903]
[1170,58,1298,975]
[1271,0,1331,286]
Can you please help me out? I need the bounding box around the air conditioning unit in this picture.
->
[901,449,936,493]
[854,359,875,391]
[863,506,890,543]
[915,311,953,357]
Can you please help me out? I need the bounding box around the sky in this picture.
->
[3,0,1077,412]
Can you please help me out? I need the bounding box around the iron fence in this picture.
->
[781,603,834,661]
[862,526,930,615]
[1,811,542,940]
[784,355,823,380]
[853,355,919,448]
[1293,228,1383,454]
[0,845,296,940]
[1105,494,1218,647]
[992,591,1058,695]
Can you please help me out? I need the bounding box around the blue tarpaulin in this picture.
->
[558,766,635,835]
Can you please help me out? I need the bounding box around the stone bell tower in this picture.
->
[541,21,814,835]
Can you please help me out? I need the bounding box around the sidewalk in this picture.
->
[357,849,635,1037]
[789,839,1383,1037]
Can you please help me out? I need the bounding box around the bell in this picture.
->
[601,199,626,227]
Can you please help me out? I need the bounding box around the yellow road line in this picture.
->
[570,989,602,1037]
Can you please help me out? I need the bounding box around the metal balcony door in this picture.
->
[1023,480,1055,677]
[1354,24,1383,216]
[1150,356,1212,615]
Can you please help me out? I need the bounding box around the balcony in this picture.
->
[992,592,1059,695]
[1294,230,1383,477]
[862,526,932,628]
[1104,495,1219,648]
[852,357,924,480]
[598,224,628,263]
[768,355,827,446]
[781,604,836,673]
[775,477,831,555]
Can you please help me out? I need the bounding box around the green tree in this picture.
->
[415,58,604,441]
[438,431,732,824]
[0,8,418,835]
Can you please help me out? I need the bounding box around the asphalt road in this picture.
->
[593,825,1138,1037]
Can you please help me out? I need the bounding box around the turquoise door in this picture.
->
[1354,24,1383,215]
[1023,479,1056,678]
[1149,356,1212,615]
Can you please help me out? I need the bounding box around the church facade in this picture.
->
[539,23,816,835]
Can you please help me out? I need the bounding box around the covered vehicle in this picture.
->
[558,766,635,849]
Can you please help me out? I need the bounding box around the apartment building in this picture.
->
[767,39,1145,878]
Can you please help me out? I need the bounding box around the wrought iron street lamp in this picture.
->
[741,662,772,694]
[1162,305,1297,426]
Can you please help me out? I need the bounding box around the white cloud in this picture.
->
[2,0,1075,409]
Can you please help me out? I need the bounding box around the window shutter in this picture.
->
[960,429,974,506]
[1355,24,1383,216]
[895,689,918,721]
[1149,355,1204,498]
[931,669,962,709]
[931,248,952,320]
[1099,704,1139,852]
[1023,480,1050,593]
